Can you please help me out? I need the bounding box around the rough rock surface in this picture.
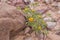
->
[0,3,26,40]
[0,0,60,40]
[6,0,25,7]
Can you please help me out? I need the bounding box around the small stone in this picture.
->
[30,0,34,3]
[44,17,52,22]
[24,27,31,34]
[47,22,56,29]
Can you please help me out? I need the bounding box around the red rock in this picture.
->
[0,3,26,40]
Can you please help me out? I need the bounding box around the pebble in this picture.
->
[44,17,52,22]
[24,27,31,34]
[47,22,56,29]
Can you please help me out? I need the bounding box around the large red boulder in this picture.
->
[0,3,26,40]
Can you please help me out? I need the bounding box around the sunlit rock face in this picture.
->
[0,3,25,40]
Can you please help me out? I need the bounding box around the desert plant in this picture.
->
[17,2,48,40]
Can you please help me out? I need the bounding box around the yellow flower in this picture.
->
[32,9,35,12]
[25,8,28,11]
[38,26,42,30]
[28,17,34,22]
[37,15,42,18]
